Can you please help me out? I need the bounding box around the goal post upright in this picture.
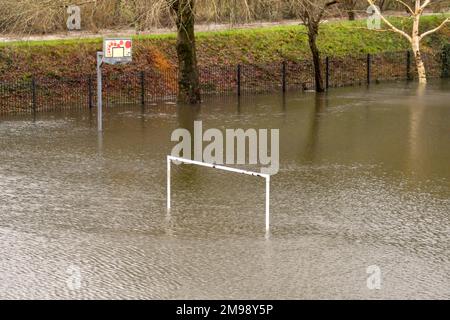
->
[166,155,271,234]
[266,175,270,233]
[167,156,171,210]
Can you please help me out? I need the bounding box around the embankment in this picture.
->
[0,16,448,81]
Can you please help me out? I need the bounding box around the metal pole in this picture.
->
[237,64,241,97]
[31,77,36,112]
[282,61,286,93]
[367,53,371,86]
[167,156,171,210]
[88,75,93,109]
[443,46,450,78]
[97,52,103,132]
[266,176,270,233]
[168,156,269,178]
[140,71,145,106]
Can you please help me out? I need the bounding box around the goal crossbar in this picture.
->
[167,155,271,233]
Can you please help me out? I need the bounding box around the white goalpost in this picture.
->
[167,155,271,233]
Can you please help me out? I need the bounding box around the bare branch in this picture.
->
[420,17,449,39]
[395,0,414,15]
[420,0,432,11]
[366,0,412,42]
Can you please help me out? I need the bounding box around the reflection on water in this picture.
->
[0,80,449,299]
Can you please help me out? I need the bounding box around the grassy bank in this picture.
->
[0,15,448,81]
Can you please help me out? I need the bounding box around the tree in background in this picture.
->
[340,0,359,20]
[366,0,449,84]
[169,0,201,104]
[378,0,388,11]
[374,0,450,13]
[286,0,338,92]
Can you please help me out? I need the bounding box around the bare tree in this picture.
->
[366,0,449,84]
[340,0,359,20]
[378,0,388,11]
[286,0,338,92]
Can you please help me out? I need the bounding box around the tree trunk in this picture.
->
[412,40,427,84]
[170,0,201,104]
[113,0,122,21]
[411,14,427,84]
[379,0,386,12]
[347,11,355,21]
[307,24,325,92]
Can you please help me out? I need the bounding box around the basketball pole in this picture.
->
[97,52,104,132]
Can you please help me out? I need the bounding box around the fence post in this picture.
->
[88,75,93,108]
[367,53,371,85]
[237,64,241,97]
[31,77,37,112]
[282,61,286,93]
[442,45,450,78]
[325,57,330,90]
[406,50,412,81]
[140,71,145,106]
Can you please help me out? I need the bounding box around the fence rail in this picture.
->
[0,49,447,115]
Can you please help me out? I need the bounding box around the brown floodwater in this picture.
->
[0,80,449,299]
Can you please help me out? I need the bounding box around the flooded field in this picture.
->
[0,80,449,299]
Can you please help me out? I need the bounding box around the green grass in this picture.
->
[191,15,449,64]
[0,15,448,80]
[0,37,101,48]
[1,14,448,51]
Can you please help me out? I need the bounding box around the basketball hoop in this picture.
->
[97,38,133,131]
[103,38,133,65]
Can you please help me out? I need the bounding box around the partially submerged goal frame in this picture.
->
[167,156,271,233]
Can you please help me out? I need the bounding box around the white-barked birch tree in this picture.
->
[366,0,449,83]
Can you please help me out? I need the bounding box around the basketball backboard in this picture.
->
[103,38,133,65]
